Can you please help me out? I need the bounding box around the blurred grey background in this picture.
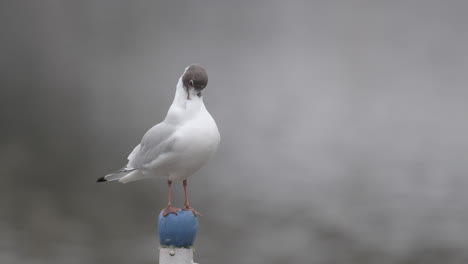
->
[1,1,468,263]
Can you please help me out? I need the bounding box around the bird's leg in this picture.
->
[182,179,201,216]
[162,180,180,216]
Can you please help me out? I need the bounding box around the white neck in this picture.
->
[165,78,205,124]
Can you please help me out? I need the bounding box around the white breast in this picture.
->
[165,109,220,181]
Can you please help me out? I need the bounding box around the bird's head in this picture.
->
[181,64,208,100]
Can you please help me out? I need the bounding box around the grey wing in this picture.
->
[127,122,176,170]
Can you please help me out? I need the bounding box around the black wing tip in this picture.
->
[96,177,107,183]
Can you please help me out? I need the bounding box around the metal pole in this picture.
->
[158,210,199,264]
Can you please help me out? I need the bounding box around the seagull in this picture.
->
[97,65,220,216]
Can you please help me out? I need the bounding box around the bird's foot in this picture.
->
[183,206,202,217]
[162,205,180,216]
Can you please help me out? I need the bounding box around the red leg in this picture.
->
[182,180,201,216]
[162,180,180,216]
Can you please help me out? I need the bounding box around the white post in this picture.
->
[159,247,196,264]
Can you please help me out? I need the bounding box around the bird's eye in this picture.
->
[189,80,194,86]
[197,92,202,97]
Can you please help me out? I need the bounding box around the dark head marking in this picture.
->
[182,64,208,91]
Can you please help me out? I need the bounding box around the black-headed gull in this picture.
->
[97,65,220,216]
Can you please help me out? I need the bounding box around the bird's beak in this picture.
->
[186,85,191,100]
[186,80,195,100]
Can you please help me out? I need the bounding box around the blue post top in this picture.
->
[158,210,199,248]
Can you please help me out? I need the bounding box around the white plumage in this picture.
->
[100,65,220,186]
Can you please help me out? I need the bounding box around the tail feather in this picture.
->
[96,176,107,182]
[97,168,136,183]
[119,170,147,184]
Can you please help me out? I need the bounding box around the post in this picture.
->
[158,210,199,264]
